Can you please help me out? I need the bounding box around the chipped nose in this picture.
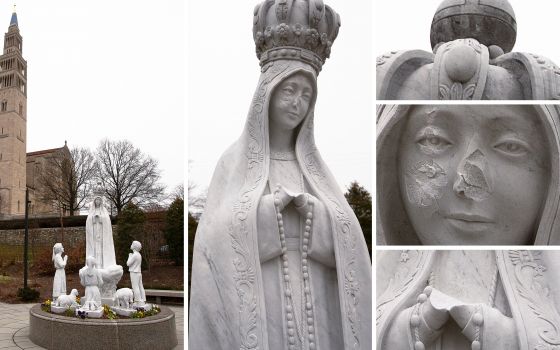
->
[453,149,493,201]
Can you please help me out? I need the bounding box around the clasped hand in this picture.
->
[274,184,311,214]
[414,287,504,345]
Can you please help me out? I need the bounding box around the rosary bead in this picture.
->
[471,340,481,350]
[473,313,483,326]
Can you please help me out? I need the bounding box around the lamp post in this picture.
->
[23,188,31,288]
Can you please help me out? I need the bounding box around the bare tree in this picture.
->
[187,161,206,220]
[95,139,165,214]
[171,183,184,201]
[39,146,97,215]
[188,181,206,221]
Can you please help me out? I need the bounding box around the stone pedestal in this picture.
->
[29,304,177,350]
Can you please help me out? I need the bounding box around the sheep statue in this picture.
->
[54,289,79,308]
[115,288,134,309]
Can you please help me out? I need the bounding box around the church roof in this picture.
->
[9,11,17,27]
[27,146,64,157]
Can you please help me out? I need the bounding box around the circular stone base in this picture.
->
[29,304,177,350]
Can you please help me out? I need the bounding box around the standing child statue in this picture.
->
[52,243,67,301]
[79,256,104,310]
[127,241,146,305]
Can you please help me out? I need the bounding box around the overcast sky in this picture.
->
[376,0,560,61]
[188,0,373,198]
[12,0,184,195]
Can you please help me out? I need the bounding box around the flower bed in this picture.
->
[40,299,161,319]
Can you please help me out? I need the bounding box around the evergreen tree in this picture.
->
[344,181,372,258]
[165,197,184,265]
[115,202,146,269]
[188,211,198,303]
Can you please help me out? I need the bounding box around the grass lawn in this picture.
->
[0,244,42,265]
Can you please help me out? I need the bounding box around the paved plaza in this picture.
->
[0,302,184,350]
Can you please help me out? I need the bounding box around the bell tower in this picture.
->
[0,7,27,218]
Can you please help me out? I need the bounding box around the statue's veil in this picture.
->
[189,59,372,349]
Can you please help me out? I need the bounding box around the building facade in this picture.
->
[0,11,69,219]
[0,11,27,218]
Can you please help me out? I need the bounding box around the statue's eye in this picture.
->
[282,86,295,95]
[494,141,528,156]
[417,135,451,148]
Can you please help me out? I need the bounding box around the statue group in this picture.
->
[51,196,149,317]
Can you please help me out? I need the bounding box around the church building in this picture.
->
[0,10,69,219]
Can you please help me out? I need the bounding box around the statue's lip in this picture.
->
[287,112,300,119]
[446,213,493,223]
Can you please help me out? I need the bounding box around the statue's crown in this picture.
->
[253,0,340,74]
[92,183,105,199]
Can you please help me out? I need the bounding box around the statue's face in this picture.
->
[269,73,314,131]
[94,198,101,207]
[398,105,550,245]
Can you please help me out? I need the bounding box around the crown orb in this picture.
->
[431,0,517,53]
[444,44,478,83]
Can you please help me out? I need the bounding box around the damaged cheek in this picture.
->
[405,159,448,207]
[454,150,493,201]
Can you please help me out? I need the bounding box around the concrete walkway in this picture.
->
[0,303,184,350]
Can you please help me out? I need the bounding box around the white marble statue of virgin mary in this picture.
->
[189,1,371,349]
[85,196,116,268]
[85,195,122,302]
